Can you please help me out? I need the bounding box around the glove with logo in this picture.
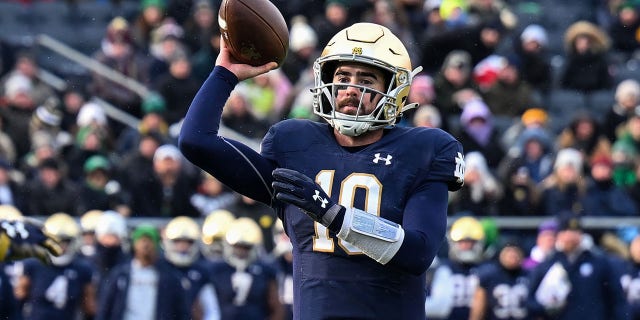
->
[272,168,345,229]
[0,218,63,264]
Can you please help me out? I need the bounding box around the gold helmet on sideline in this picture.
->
[224,217,263,270]
[80,210,103,234]
[448,216,486,264]
[0,205,23,221]
[44,213,81,266]
[312,22,420,136]
[201,209,235,260]
[164,216,201,266]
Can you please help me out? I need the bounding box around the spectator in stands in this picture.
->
[538,148,587,216]
[221,91,270,140]
[20,131,59,181]
[0,118,16,165]
[523,218,558,270]
[182,0,217,55]
[626,160,640,211]
[515,24,552,94]
[97,224,189,320]
[433,50,480,131]
[560,21,612,93]
[28,98,72,153]
[467,0,517,30]
[449,151,503,216]
[608,3,640,61]
[131,0,167,51]
[0,73,37,159]
[190,171,238,217]
[456,99,505,169]
[129,144,200,217]
[527,214,628,320]
[65,125,110,182]
[417,0,448,44]
[0,51,56,107]
[116,93,169,155]
[90,17,150,124]
[281,15,319,85]
[604,79,640,142]
[312,0,351,55]
[611,140,638,188]
[191,24,221,83]
[59,87,86,136]
[148,18,187,82]
[481,55,538,118]
[0,158,25,212]
[412,104,442,129]
[77,155,131,217]
[156,53,201,125]
[500,108,553,158]
[399,73,435,127]
[364,0,421,64]
[556,112,612,167]
[583,154,637,215]
[24,157,79,216]
[116,131,163,191]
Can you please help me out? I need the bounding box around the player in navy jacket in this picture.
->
[527,216,628,320]
[622,234,640,320]
[179,22,464,320]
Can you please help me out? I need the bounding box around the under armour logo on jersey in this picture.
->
[373,153,393,165]
[312,190,329,208]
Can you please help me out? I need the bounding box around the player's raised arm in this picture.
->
[178,38,278,205]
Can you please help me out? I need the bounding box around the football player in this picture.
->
[163,216,221,320]
[201,209,235,261]
[0,205,62,265]
[179,22,464,319]
[209,217,284,319]
[14,213,96,320]
[270,218,294,320]
[425,216,487,319]
[470,242,529,320]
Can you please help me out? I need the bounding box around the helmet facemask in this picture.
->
[311,23,421,137]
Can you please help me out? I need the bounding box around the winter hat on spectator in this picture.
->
[131,224,161,248]
[413,104,441,128]
[38,157,60,171]
[424,0,442,12]
[521,108,548,127]
[106,17,132,45]
[142,0,166,10]
[289,16,317,52]
[460,99,492,126]
[553,148,583,172]
[520,24,548,47]
[538,218,558,234]
[142,92,167,114]
[615,79,640,102]
[443,50,471,72]
[84,155,111,173]
[34,104,63,127]
[77,102,107,127]
[154,144,182,162]
[4,73,32,100]
[590,154,613,169]
[95,210,128,241]
[409,74,435,103]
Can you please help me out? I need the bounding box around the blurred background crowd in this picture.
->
[0,0,639,318]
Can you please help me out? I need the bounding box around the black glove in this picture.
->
[0,218,63,264]
[272,168,344,227]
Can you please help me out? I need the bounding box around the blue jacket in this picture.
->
[96,259,189,320]
[528,248,629,320]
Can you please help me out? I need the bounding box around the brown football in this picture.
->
[218,0,289,67]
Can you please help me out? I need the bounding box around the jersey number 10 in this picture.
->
[312,170,382,254]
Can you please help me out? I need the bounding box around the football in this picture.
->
[218,0,289,67]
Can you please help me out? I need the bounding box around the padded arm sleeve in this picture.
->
[179,66,277,205]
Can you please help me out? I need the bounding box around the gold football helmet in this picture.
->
[312,22,421,136]
[224,217,263,270]
[0,205,23,221]
[448,216,486,264]
[164,216,201,266]
[201,210,236,260]
[44,212,81,266]
[80,210,103,234]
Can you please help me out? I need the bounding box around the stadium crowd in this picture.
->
[0,0,639,319]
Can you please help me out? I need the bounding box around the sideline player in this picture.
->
[179,22,464,319]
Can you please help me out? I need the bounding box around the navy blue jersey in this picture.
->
[21,258,94,320]
[168,258,211,311]
[477,263,530,320]
[179,66,464,320]
[0,264,18,319]
[622,262,640,319]
[426,259,481,320]
[209,260,277,320]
